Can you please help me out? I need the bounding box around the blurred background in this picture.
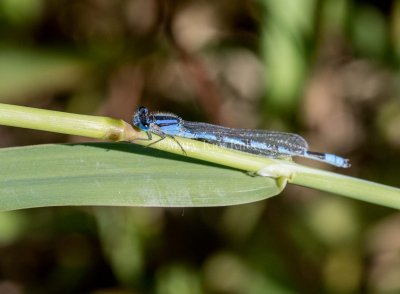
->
[0,0,400,293]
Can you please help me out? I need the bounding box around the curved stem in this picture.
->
[0,103,139,141]
[0,102,399,208]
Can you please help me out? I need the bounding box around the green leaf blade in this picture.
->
[0,143,283,211]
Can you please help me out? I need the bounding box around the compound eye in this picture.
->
[136,106,150,128]
[138,106,148,115]
[133,106,151,129]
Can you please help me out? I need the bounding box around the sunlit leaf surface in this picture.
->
[0,143,283,210]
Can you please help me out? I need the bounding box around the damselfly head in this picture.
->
[133,106,151,130]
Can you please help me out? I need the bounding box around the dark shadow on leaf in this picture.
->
[63,142,241,172]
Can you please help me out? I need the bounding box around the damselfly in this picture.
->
[132,106,350,168]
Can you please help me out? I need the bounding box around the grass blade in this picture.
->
[0,143,283,211]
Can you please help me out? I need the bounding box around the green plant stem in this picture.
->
[0,102,399,208]
[0,103,138,141]
[290,167,400,208]
[257,163,400,209]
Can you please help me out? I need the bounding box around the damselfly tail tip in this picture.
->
[328,154,351,168]
[341,158,351,168]
[305,151,351,168]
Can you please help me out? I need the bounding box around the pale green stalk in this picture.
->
[0,103,138,141]
[290,167,400,208]
[257,163,400,209]
[0,102,399,209]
